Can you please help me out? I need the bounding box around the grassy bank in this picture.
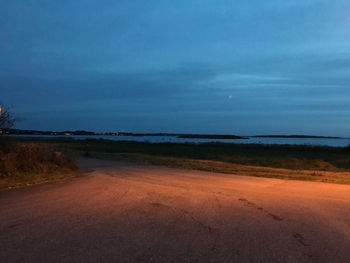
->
[10,137,350,184]
[0,139,79,189]
[68,139,350,171]
[88,152,350,184]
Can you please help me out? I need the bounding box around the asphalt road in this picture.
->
[1,158,350,263]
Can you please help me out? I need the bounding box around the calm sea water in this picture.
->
[13,135,350,147]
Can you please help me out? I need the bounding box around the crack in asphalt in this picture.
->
[238,198,284,222]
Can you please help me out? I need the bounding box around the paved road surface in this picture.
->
[1,158,350,263]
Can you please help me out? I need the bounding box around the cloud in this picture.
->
[1,0,350,135]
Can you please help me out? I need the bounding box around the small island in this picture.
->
[177,134,248,139]
[252,135,342,139]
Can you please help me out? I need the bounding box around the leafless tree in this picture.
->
[0,104,15,133]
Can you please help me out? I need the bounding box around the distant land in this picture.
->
[2,129,247,139]
[253,135,342,139]
[1,129,186,137]
[177,134,247,139]
[2,129,97,136]
[1,129,344,140]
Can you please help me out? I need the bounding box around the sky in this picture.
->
[1,0,350,136]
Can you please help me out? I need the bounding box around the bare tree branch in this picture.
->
[0,104,15,133]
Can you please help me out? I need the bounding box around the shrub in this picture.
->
[0,143,78,179]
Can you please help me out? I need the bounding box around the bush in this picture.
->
[0,143,78,179]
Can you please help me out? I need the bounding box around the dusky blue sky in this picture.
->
[1,0,350,136]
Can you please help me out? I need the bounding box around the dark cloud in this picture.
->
[1,0,349,135]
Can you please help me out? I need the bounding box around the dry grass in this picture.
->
[68,139,350,171]
[90,152,350,185]
[8,138,350,185]
[14,138,350,171]
[0,141,79,189]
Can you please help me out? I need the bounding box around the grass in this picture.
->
[65,139,350,170]
[86,152,350,185]
[8,137,350,185]
[0,138,80,189]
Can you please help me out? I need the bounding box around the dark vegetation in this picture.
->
[72,139,350,171]
[0,139,79,188]
[13,137,350,172]
[70,139,350,184]
[4,135,350,185]
[0,105,80,188]
[11,137,348,184]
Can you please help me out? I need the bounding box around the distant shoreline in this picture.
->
[177,134,247,139]
[2,129,345,140]
[253,135,342,139]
